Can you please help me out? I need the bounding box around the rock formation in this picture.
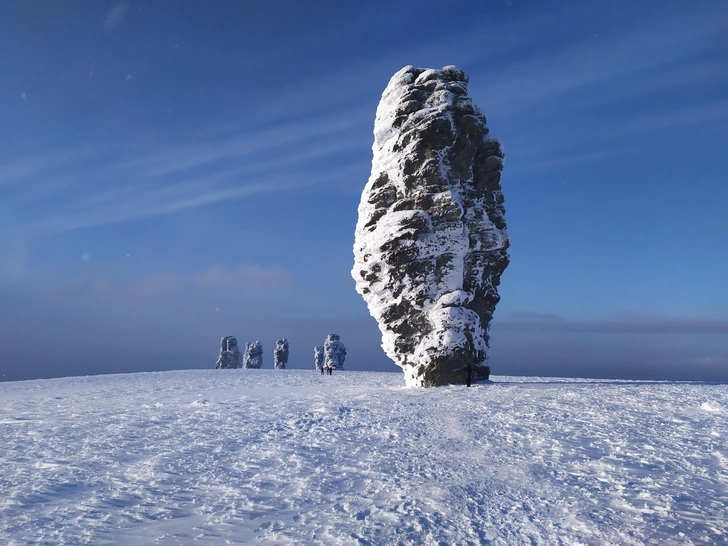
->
[243,341,263,369]
[324,334,346,371]
[274,338,289,369]
[314,345,324,371]
[352,65,509,387]
[215,335,242,369]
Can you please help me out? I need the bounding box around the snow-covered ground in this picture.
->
[1,370,726,545]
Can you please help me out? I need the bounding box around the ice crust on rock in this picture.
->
[314,345,324,371]
[215,336,242,369]
[324,334,346,370]
[352,65,509,387]
[273,338,289,370]
[243,341,263,369]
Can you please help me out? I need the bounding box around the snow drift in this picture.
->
[2,371,726,545]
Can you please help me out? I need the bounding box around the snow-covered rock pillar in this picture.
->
[274,338,289,370]
[215,335,242,369]
[314,345,324,371]
[352,65,509,387]
[324,334,346,371]
[243,341,263,369]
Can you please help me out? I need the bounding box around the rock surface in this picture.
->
[243,341,263,369]
[314,345,324,371]
[324,334,347,371]
[215,336,242,369]
[352,65,509,387]
[274,338,289,370]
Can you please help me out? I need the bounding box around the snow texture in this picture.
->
[1,370,726,545]
[314,345,324,371]
[273,338,289,370]
[242,341,263,369]
[352,65,509,387]
[214,335,242,369]
[323,333,347,371]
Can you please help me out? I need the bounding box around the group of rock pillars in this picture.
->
[215,65,508,388]
[314,334,347,375]
[214,334,347,372]
[214,336,289,370]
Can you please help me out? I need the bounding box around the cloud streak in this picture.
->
[5,107,370,238]
[103,2,129,33]
[4,1,725,244]
[193,264,295,290]
[470,2,728,174]
[128,262,296,299]
[475,3,727,119]
[493,317,728,335]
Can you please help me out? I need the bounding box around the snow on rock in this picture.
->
[324,333,347,371]
[314,345,324,371]
[243,341,263,369]
[352,65,509,387]
[214,335,242,369]
[273,338,289,370]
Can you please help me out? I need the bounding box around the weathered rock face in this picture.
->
[352,65,509,387]
[243,341,263,369]
[314,345,324,371]
[215,335,242,369]
[324,334,347,371]
[273,338,289,370]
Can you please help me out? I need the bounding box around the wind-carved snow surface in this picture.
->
[1,371,727,545]
[242,341,263,369]
[353,65,509,387]
[273,338,289,370]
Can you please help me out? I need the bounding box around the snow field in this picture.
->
[1,370,726,545]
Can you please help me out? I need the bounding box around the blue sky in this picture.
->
[1,0,727,382]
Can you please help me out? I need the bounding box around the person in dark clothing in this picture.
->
[320,366,324,375]
[466,364,473,387]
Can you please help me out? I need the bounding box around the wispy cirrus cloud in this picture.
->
[53,278,108,300]
[506,311,565,322]
[2,107,371,238]
[686,356,728,366]
[193,263,295,290]
[4,1,726,243]
[128,274,178,298]
[472,2,728,172]
[475,3,727,119]
[128,262,295,298]
[493,316,728,335]
[103,2,129,33]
